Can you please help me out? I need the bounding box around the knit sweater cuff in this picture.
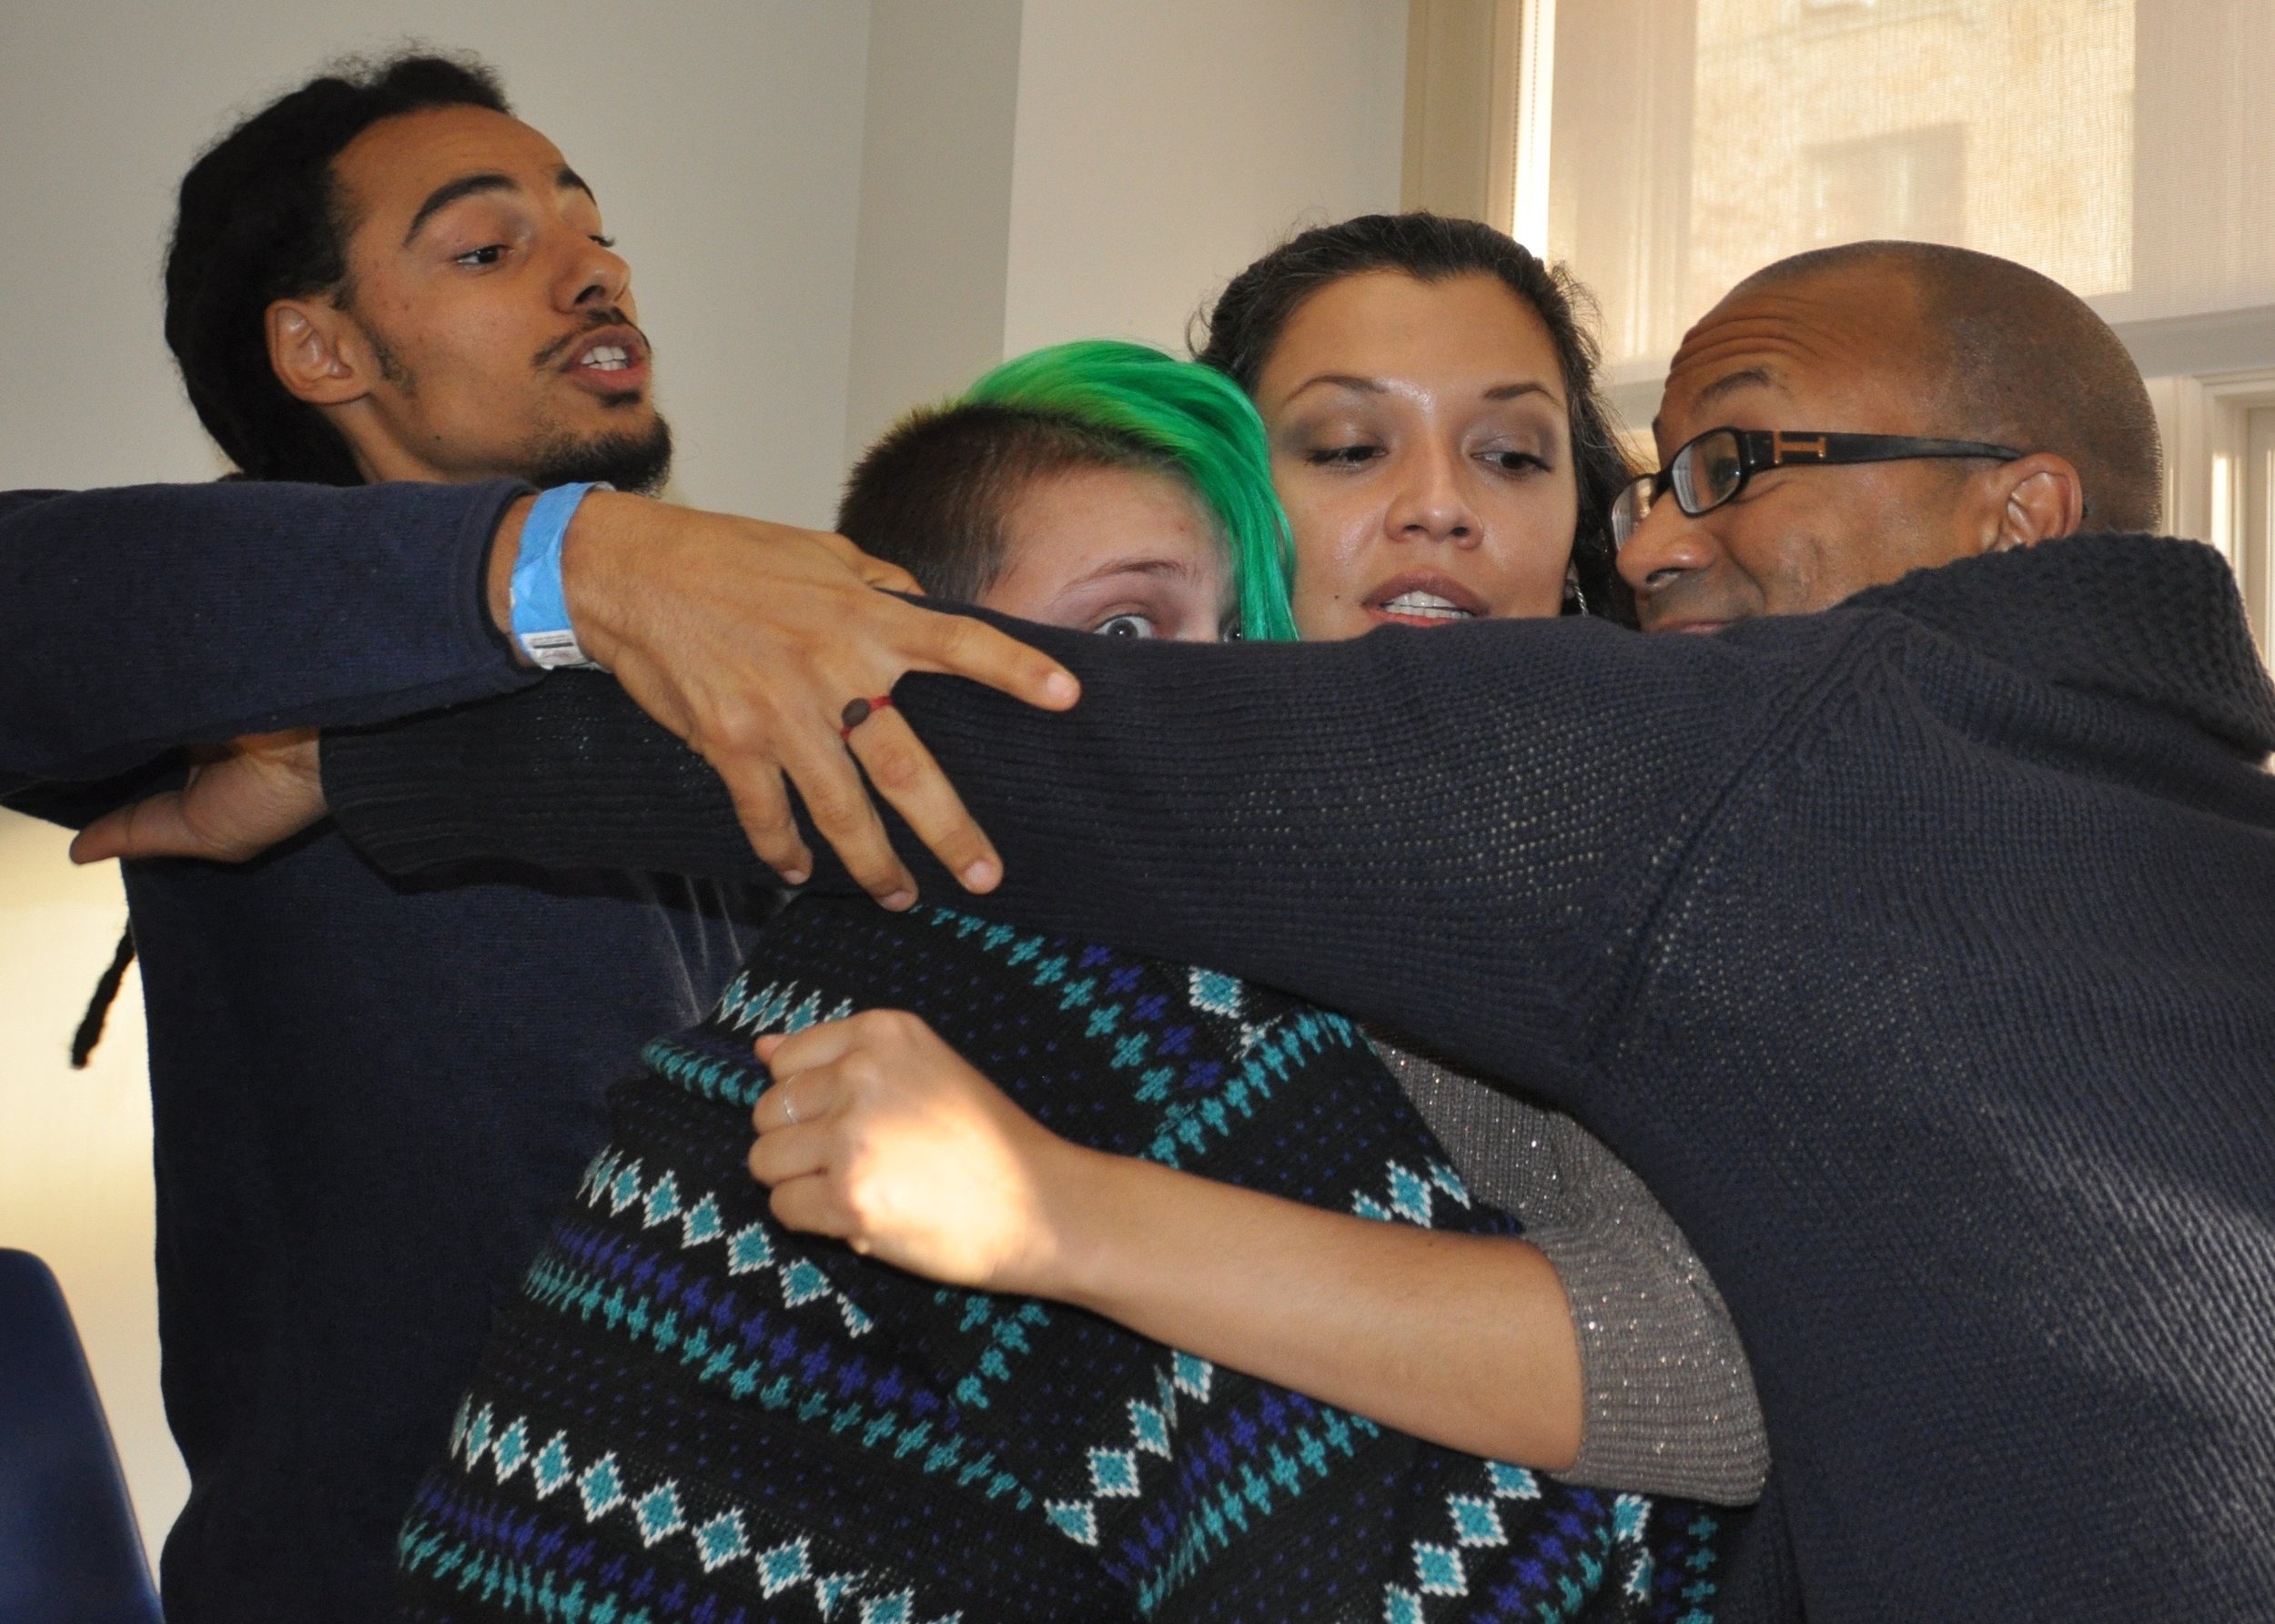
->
[1529,1214,1769,1506]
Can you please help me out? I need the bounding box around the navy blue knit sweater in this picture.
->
[327,534,2275,1622]
[2,481,762,1621]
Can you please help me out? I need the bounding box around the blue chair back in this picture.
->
[0,1248,161,1624]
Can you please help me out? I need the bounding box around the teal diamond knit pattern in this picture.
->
[396,897,1723,1622]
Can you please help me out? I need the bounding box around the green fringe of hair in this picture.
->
[963,339,1299,641]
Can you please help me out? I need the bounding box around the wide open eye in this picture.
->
[1096,613,1158,639]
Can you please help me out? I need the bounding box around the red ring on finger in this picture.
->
[839,693,896,741]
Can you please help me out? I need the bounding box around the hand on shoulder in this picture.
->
[543,493,1081,908]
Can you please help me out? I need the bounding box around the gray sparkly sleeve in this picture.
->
[1519,1115,1768,1505]
[1372,1040,1770,1506]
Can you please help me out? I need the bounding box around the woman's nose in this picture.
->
[1384,446,1480,545]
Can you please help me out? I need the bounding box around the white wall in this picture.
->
[0,813,166,1565]
[844,0,1026,460]
[2,0,1407,1575]
[842,0,1406,459]
[1003,0,1409,357]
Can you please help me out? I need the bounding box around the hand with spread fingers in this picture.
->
[750,1009,1084,1292]
[69,495,1080,894]
[550,493,1080,907]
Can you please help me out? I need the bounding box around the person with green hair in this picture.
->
[838,338,1297,645]
[394,336,1714,1621]
[954,338,1300,643]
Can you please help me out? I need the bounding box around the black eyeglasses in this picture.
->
[1611,428,2023,548]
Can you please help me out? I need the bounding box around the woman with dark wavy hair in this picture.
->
[1195,211,1635,630]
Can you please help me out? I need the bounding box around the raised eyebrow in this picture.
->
[403,167,597,247]
[1062,555,1201,591]
[1693,365,1783,413]
[1286,376,1557,406]
[1653,365,1781,445]
[403,173,517,245]
[1282,374,1386,402]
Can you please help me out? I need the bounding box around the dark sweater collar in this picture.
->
[1843,532,2275,756]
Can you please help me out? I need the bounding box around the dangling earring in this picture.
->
[1562,562,1589,616]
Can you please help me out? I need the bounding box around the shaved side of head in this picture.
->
[1737,242,2163,532]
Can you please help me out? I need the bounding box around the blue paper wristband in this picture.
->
[509,481,610,669]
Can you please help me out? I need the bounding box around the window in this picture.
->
[1802,126,1965,247]
[1534,0,2135,370]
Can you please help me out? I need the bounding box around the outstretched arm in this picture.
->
[0,479,530,791]
[326,614,1790,1097]
[6,480,1077,904]
[751,1010,1767,1500]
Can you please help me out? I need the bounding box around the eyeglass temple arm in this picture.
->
[1748,430,2023,468]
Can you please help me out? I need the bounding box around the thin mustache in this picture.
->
[534,311,647,371]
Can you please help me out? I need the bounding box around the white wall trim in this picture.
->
[2111,306,2275,382]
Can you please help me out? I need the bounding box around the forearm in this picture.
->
[326,612,1793,1094]
[1038,1145,1582,1469]
[334,636,1685,1027]
[0,479,532,784]
[323,672,764,878]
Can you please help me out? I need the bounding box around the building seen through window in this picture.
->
[1542,0,2136,368]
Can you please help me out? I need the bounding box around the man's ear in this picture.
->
[1986,452,2085,551]
[266,298,370,408]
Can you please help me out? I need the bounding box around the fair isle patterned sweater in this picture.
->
[396,897,1724,1622]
